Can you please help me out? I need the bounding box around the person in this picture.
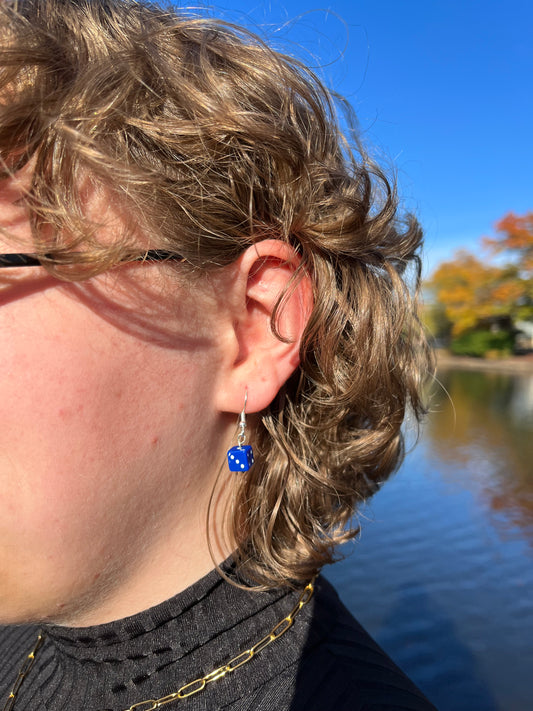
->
[0,1,436,709]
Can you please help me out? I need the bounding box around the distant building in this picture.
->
[515,320,533,350]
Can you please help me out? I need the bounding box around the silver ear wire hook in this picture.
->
[237,389,248,447]
[227,388,254,472]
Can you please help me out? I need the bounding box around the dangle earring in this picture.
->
[227,390,255,472]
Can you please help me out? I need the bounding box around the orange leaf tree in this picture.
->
[426,211,533,338]
[426,251,530,335]
[483,211,533,276]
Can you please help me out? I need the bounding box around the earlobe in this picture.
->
[216,240,313,414]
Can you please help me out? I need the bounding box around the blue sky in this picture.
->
[191,1,532,276]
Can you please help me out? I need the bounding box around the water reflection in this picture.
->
[426,368,533,544]
[381,581,499,711]
[326,366,533,711]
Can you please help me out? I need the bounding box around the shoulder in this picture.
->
[286,576,438,711]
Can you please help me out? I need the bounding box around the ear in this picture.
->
[215,239,313,414]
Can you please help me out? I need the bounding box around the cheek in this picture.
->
[0,294,217,619]
[1,331,198,513]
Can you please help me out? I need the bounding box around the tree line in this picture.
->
[424,212,533,357]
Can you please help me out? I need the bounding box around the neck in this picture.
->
[47,488,231,628]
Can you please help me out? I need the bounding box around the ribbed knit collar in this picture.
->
[43,563,287,667]
[4,564,311,710]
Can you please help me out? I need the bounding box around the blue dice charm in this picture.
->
[227,445,254,472]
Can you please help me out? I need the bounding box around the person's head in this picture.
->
[0,0,432,624]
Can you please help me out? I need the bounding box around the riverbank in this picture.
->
[435,349,533,373]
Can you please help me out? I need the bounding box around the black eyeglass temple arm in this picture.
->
[0,250,184,268]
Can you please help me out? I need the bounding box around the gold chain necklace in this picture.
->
[3,580,314,711]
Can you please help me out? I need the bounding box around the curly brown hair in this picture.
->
[0,0,433,587]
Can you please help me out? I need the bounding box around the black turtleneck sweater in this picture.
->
[0,569,437,710]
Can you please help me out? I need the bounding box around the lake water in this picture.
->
[325,367,533,711]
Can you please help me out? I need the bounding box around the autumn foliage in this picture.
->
[426,211,533,341]
[483,211,533,275]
